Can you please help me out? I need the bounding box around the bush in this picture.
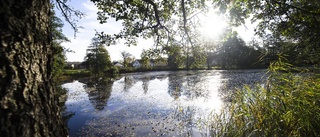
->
[211,59,320,137]
[105,66,119,76]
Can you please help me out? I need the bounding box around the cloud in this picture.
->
[62,38,90,62]
[59,0,152,62]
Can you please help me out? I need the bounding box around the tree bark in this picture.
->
[0,0,68,136]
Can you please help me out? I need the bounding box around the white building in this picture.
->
[132,60,141,68]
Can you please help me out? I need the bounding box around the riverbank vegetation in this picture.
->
[201,0,320,135]
[210,58,320,136]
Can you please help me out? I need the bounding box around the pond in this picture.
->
[61,69,267,137]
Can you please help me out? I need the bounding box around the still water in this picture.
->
[62,70,267,137]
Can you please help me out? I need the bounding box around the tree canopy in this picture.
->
[84,36,112,75]
[215,0,320,64]
[51,5,70,78]
[91,0,320,65]
[91,0,211,47]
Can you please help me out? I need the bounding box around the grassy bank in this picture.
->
[211,60,320,136]
[56,69,91,82]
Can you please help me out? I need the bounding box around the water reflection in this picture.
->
[82,78,114,110]
[167,71,211,100]
[184,74,210,100]
[218,70,267,102]
[62,70,267,136]
[142,76,150,94]
[123,76,135,92]
[168,74,184,99]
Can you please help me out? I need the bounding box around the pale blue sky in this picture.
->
[55,0,256,62]
[55,0,153,62]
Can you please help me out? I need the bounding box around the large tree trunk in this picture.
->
[0,0,68,136]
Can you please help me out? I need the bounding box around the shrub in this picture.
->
[105,66,119,76]
[211,59,320,137]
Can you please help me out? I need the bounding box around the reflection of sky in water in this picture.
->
[62,70,266,137]
[63,81,91,110]
[62,81,96,136]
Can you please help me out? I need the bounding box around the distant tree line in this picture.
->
[83,28,320,74]
[160,30,319,70]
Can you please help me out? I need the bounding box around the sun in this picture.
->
[198,11,227,40]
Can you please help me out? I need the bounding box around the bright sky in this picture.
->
[56,0,256,62]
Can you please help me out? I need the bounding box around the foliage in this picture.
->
[189,45,207,69]
[215,0,320,65]
[164,44,186,69]
[215,33,261,69]
[51,5,69,78]
[211,59,320,136]
[84,36,112,76]
[105,66,120,76]
[140,48,165,69]
[91,0,212,48]
[120,51,133,68]
[202,40,220,69]
[140,49,151,69]
[89,0,320,67]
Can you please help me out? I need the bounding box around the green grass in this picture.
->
[55,69,91,82]
[210,60,320,137]
[63,69,89,75]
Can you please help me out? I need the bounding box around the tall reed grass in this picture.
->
[211,59,320,137]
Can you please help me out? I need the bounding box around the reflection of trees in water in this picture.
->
[126,74,166,94]
[167,72,210,100]
[139,74,167,94]
[122,74,167,94]
[218,70,267,102]
[83,78,114,110]
[168,75,184,100]
[123,76,135,92]
[184,75,210,100]
[142,76,150,94]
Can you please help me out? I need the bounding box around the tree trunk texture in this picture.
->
[0,0,68,136]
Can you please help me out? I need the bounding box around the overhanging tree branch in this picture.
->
[181,0,195,48]
[272,0,320,16]
[55,0,85,37]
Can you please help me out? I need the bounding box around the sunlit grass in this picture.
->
[211,59,320,136]
[55,69,91,82]
[63,69,89,74]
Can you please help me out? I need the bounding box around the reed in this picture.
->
[211,59,320,137]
